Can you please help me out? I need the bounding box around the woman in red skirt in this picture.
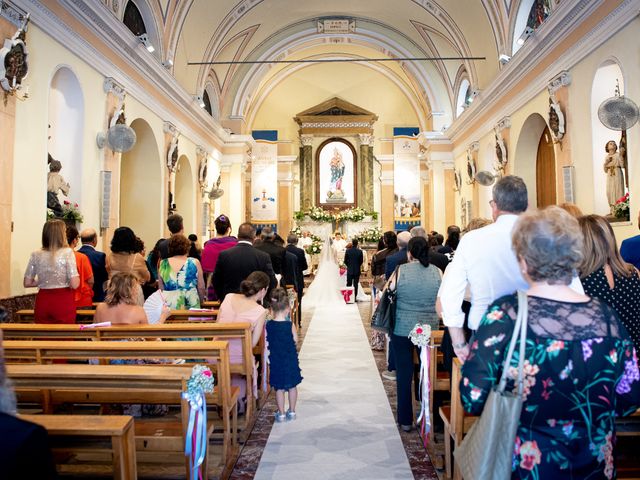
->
[23,219,80,324]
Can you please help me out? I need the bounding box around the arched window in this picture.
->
[512,0,551,54]
[203,91,213,117]
[123,1,146,37]
[456,79,471,117]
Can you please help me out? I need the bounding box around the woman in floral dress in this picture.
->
[461,206,640,479]
[158,234,205,310]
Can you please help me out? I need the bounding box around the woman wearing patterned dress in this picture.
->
[158,234,205,310]
[461,206,640,479]
[579,214,640,349]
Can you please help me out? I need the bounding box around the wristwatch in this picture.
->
[452,341,468,349]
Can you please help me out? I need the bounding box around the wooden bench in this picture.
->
[4,340,239,475]
[439,358,477,480]
[21,413,136,480]
[201,301,220,309]
[13,308,220,324]
[1,322,256,430]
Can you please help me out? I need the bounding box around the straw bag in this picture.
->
[454,290,528,480]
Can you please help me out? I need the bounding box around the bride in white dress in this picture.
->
[303,237,345,308]
[304,237,370,308]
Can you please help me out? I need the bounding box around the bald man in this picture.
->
[78,228,108,302]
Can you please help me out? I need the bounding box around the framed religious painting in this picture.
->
[315,138,357,209]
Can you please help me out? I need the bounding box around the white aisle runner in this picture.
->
[254,304,414,479]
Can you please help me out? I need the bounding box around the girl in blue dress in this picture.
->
[266,288,303,422]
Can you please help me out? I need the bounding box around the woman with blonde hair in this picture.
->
[24,219,80,324]
[95,272,169,325]
[579,214,640,348]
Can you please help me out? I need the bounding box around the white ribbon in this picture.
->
[416,345,431,445]
[183,390,208,479]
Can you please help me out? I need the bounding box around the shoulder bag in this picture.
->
[454,290,528,480]
[371,266,399,334]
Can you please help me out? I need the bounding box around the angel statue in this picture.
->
[604,140,625,212]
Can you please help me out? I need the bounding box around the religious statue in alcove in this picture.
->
[604,140,626,214]
[166,138,179,213]
[327,147,346,202]
[548,96,565,142]
[47,159,70,217]
[466,151,477,185]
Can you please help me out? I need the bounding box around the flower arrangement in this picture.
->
[408,323,432,347]
[184,365,215,398]
[613,192,629,219]
[293,207,378,224]
[305,235,323,255]
[353,226,383,244]
[61,200,84,223]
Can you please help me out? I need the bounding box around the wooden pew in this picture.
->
[21,413,137,480]
[1,322,256,430]
[3,340,239,473]
[201,301,220,309]
[13,308,220,324]
[439,358,477,480]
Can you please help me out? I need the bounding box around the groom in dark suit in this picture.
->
[344,239,364,298]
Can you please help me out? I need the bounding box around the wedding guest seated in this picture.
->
[202,214,238,300]
[579,214,640,349]
[461,206,640,479]
[106,227,151,285]
[24,219,79,324]
[158,235,205,310]
[95,272,170,325]
[66,225,94,309]
[0,308,57,479]
[217,271,269,413]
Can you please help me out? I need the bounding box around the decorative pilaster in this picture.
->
[358,133,374,211]
[278,155,296,235]
[547,71,573,201]
[299,135,314,210]
[100,76,126,248]
[377,154,394,231]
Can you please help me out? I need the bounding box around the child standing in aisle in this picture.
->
[266,288,303,422]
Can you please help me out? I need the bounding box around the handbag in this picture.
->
[371,267,399,334]
[454,290,528,480]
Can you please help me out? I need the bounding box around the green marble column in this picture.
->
[359,134,374,211]
[300,137,314,209]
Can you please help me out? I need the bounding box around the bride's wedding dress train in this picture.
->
[303,237,346,308]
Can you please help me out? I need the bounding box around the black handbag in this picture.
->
[371,268,398,334]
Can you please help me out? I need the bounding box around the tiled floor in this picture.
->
[230,296,439,480]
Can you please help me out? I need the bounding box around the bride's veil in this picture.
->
[303,236,344,308]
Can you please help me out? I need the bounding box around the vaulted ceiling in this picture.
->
[136,0,528,130]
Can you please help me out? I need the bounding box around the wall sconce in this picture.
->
[194,95,205,108]
[137,34,155,53]
[517,27,534,46]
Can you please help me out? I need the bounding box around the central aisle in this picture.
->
[254,303,414,479]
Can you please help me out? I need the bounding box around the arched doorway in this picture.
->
[175,155,195,235]
[48,67,84,208]
[536,127,557,207]
[120,119,162,249]
[514,113,547,208]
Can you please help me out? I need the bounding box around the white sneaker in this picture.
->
[382,371,396,381]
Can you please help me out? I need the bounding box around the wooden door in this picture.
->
[536,127,557,207]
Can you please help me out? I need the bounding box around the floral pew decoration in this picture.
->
[183,365,214,480]
[409,323,433,446]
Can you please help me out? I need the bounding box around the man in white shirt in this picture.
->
[439,176,530,362]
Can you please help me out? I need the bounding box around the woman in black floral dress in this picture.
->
[579,214,640,349]
[461,207,640,479]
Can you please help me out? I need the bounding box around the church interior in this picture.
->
[1,0,640,479]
